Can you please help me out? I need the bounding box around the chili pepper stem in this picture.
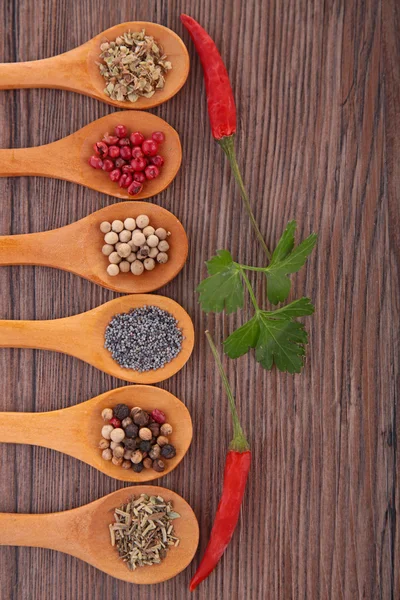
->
[205,331,250,453]
[218,135,271,259]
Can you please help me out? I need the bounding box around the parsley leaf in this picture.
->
[265,221,317,305]
[224,298,314,373]
[197,250,244,314]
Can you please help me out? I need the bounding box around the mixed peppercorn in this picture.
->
[89,125,165,196]
[100,403,176,473]
[100,214,170,277]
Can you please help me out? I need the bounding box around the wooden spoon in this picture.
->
[0,22,189,110]
[0,385,192,482]
[0,295,194,383]
[0,202,188,293]
[0,485,199,584]
[0,111,181,199]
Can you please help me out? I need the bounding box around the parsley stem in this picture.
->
[240,269,260,312]
[239,264,269,271]
[218,135,271,260]
[205,331,250,453]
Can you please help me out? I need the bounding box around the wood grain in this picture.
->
[0,0,398,599]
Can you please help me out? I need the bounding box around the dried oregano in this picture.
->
[98,30,172,102]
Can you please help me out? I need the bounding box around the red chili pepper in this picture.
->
[180,14,270,258]
[180,14,236,140]
[190,332,251,591]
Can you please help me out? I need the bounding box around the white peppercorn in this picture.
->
[102,244,114,256]
[158,240,170,252]
[101,424,114,440]
[110,428,125,443]
[110,441,119,450]
[137,246,150,259]
[113,445,125,459]
[123,449,133,460]
[112,456,123,466]
[115,242,122,251]
[157,435,169,446]
[156,252,168,264]
[109,252,121,264]
[100,221,111,234]
[111,220,124,233]
[102,448,112,460]
[119,229,132,243]
[155,227,168,240]
[104,231,119,245]
[124,217,136,231]
[126,252,136,263]
[144,258,155,271]
[131,260,144,275]
[122,460,132,469]
[131,450,143,464]
[147,234,159,248]
[101,408,113,421]
[107,264,120,276]
[119,261,130,273]
[139,427,152,441]
[122,417,133,428]
[148,247,159,258]
[149,444,161,459]
[160,423,173,436]
[136,214,150,229]
[142,226,155,237]
[98,438,110,450]
[132,231,146,247]
[117,243,132,258]
[128,240,139,251]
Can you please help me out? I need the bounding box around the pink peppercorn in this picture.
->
[128,180,143,196]
[88,156,103,169]
[120,146,132,160]
[150,155,165,168]
[152,131,165,144]
[102,158,114,172]
[119,173,133,188]
[151,409,166,424]
[133,171,146,183]
[131,146,145,159]
[109,417,121,428]
[114,124,128,138]
[142,139,158,157]
[130,131,145,145]
[144,165,159,180]
[109,169,121,182]
[108,145,120,158]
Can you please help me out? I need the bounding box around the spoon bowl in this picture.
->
[0,294,194,383]
[0,22,190,109]
[0,202,188,293]
[0,485,199,583]
[0,112,182,199]
[0,385,192,482]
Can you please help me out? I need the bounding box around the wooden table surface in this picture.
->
[0,1,398,599]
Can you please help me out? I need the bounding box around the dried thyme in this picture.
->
[98,30,172,103]
[109,493,180,570]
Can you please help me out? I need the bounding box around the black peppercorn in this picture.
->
[132,462,144,473]
[123,438,136,450]
[134,436,142,449]
[160,444,176,459]
[132,409,149,427]
[139,440,152,453]
[125,423,139,438]
[149,422,160,438]
[113,404,130,420]
[152,459,165,472]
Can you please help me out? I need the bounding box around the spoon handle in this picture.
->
[0,141,75,178]
[0,510,81,554]
[0,315,83,354]
[0,227,85,272]
[0,409,81,457]
[0,51,86,92]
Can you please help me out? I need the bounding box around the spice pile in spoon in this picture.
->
[89,125,166,196]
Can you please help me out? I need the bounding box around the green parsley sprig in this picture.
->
[197,221,317,373]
